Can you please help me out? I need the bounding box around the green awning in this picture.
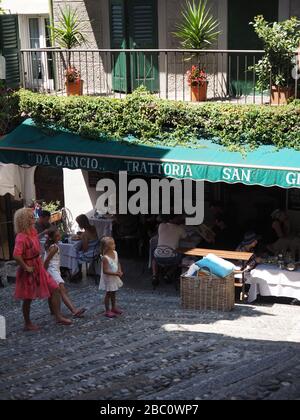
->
[1,119,300,189]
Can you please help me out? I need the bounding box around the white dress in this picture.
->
[45,244,64,285]
[99,251,123,292]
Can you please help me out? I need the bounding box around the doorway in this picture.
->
[228,0,279,96]
[34,167,64,207]
[110,0,159,93]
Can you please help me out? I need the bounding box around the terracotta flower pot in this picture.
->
[190,82,208,102]
[65,79,83,96]
[271,85,294,105]
[50,211,62,223]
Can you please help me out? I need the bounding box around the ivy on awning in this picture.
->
[1,119,300,189]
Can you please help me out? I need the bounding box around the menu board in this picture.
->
[288,188,300,210]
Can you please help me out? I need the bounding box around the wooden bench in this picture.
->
[177,247,254,301]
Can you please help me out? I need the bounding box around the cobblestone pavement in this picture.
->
[1,281,300,400]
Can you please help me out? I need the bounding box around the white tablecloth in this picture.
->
[247,264,300,303]
[59,241,81,275]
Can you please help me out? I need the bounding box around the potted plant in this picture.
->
[187,65,207,101]
[65,66,83,96]
[48,6,88,96]
[41,200,62,223]
[173,0,220,102]
[250,15,300,105]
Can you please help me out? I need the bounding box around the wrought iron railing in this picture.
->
[20,48,299,105]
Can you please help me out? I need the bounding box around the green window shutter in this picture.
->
[0,14,20,88]
[110,0,128,92]
[127,0,158,92]
[127,0,158,49]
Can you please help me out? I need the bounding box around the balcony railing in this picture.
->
[20,48,299,105]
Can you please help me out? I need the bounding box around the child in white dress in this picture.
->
[99,236,123,318]
[44,229,86,318]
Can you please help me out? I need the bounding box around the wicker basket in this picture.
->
[180,268,235,312]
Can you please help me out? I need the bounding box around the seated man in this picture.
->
[35,210,53,238]
[152,215,187,285]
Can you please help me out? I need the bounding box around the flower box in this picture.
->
[50,211,62,223]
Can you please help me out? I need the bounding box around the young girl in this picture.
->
[99,237,123,318]
[44,229,86,318]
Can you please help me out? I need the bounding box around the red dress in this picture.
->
[13,229,58,300]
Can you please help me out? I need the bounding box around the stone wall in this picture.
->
[163,0,223,100]
[53,0,103,49]
[52,0,109,94]
[166,0,220,49]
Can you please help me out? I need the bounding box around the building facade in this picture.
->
[50,0,299,98]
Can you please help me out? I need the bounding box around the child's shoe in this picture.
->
[111,307,123,315]
[104,310,117,318]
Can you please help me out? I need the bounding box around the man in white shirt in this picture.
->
[157,220,187,249]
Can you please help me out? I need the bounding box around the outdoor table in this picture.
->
[177,248,254,301]
[59,241,81,275]
[247,264,300,303]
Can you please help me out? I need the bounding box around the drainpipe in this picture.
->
[48,0,54,45]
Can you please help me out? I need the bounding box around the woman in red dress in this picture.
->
[13,207,72,331]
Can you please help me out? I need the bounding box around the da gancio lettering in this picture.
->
[33,154,100,170]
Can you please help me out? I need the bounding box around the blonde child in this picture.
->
[44,229,86,318]
[99,236,123,318]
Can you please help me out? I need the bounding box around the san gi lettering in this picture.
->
[222,167,252,182]
[286,172,300,186]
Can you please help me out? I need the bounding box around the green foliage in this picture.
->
[18,87,300,152]
[173,0,220,50]
[48,6,88,52]
[42,201,61,213]
[250,15,300,90]
[0,83,21,136]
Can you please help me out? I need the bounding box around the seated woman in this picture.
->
[236,231,262,271]
[266,209,295,257]
[75,214,99,263]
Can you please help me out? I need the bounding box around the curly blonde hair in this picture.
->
[14,208,34,234]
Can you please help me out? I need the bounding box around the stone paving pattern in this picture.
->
[1,280,300,400]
